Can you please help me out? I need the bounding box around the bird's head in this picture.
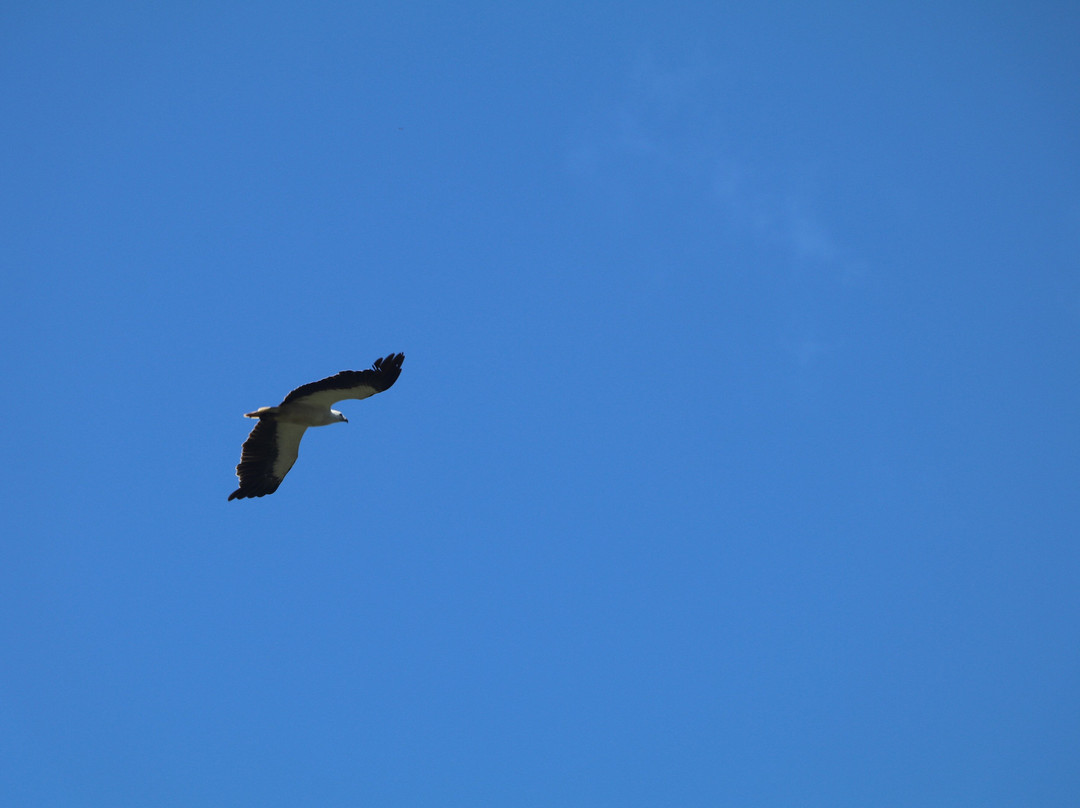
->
[332,410,348,424]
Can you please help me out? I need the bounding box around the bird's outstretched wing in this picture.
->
[228,419,308,500]
[280,352,405,409]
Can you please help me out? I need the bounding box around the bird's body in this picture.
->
[228,353,404,500]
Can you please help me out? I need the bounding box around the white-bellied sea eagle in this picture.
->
[228,353,404,500]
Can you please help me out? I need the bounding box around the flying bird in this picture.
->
[228,353,404,500]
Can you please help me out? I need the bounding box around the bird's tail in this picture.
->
[243,406,280,419]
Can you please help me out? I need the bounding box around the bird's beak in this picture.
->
[343,417,349,423]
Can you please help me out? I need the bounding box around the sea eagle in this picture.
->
[228,353,404,500]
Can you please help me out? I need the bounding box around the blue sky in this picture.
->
[2,2,1078,805]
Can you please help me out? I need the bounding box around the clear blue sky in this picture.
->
[2,3,1078,805]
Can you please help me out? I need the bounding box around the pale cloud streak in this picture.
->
[566,52,859,279]
[564,52,870,372]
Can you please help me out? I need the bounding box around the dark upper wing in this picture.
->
[280,352,405,408]
[228,419,308,500]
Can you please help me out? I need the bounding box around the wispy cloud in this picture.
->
[711,160,848,271]
[566,52,859,278]
[564,52,869,373]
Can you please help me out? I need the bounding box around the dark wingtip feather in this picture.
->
[374,352,404,369]
[372,352,405,377]
[228,484,277,501]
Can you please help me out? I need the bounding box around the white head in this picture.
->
[332,409,348,423]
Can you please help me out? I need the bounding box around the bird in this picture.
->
[228,353,404,500]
